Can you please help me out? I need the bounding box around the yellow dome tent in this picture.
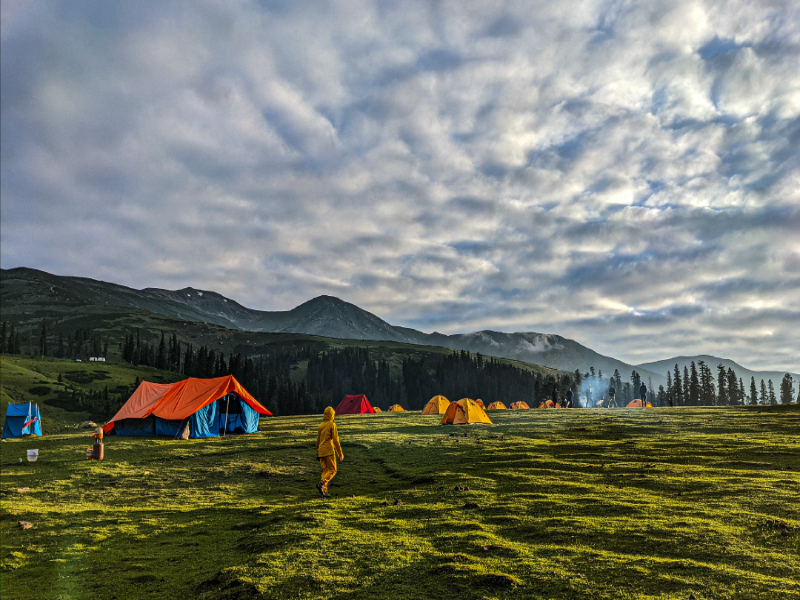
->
[511,401,530,410]
[487,402,507,410]
[388,404,405,412]
[474,399,485,408]
[422,395,450,414]
[440,398,492,425]
[373,407,382,412]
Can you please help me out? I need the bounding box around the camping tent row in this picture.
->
[510,401,530,409]
[104,376,271,438]
[334,395,408,414]
[424,396,510,414]
[3,403,42,439]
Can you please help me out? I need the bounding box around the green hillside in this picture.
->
[0,357,186,432]
[2,407,798,599]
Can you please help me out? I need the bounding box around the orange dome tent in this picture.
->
[373,407,382,412]
[510,401,530,410]
[440,398,492,425]
[474,399,485,408]
[626,399,653,408]
[538,400,555,409]
[487,402,507,410]
[388,404,405,412]
[422,395,450,414]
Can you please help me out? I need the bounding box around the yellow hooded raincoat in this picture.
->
[317,407,343,492]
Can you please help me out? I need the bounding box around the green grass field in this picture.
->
[2,406,798,600]
[0,407,800,599]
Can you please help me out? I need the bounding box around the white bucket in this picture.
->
[27,449,39,462]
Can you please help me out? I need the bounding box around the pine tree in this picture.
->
[759,379,767,405]
[727,368,739,405]
[749,377,758,406]
[716,364,727,406]
[739,377,745,405]
[768,380,776,405]
[0,321,6,354]
[683,366,690,403]
[689,361,699,405]
[57,332,65,358]
[666,371,672,404]
[156,332,167,370]
[673,364,683,405]
[779,374,794,405]
[39,320,47,357]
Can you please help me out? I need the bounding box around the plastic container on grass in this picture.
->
[27,449,39,462]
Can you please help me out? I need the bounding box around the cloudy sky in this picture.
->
[2,0,799,371]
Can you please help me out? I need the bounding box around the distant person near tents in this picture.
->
[608,383,617,408]
[552,384,559,405]
[639,383,647,407]
[565,388,573,408]
[316,407,343,499]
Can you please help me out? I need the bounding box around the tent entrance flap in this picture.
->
[219,395,259,434]
[190,401,220,438]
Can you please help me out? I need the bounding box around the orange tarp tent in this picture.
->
[388,404,405,412]
[422,395,450,414]
[440,398,492,425]
[626,399,653,408]
[104,376,271,434]
[511,401,530,410]
[487,402,507,410]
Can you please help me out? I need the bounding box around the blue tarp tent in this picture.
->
[3,403,42,439]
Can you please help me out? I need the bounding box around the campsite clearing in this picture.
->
[2,407,799,599]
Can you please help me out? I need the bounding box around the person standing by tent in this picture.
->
[316,406,344,498]
[565,388,574,408]
[639,382,648,407]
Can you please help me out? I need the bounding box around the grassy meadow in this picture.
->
[2,406,799,600]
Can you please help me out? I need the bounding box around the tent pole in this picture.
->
[223,395,230,437]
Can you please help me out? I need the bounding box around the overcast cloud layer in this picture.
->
[2,0,799,371]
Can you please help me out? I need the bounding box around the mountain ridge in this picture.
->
[3,267,795,387]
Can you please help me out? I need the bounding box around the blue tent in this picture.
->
[113,394,261,438]
[3,403,42,439]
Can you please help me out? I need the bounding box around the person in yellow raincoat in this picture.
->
[316,406,344,498]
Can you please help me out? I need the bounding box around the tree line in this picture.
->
[664,360,797,406]
[0,321,108,360]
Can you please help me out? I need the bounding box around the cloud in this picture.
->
[1,0,799,371]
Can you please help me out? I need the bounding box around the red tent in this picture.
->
[336,394,375,414]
